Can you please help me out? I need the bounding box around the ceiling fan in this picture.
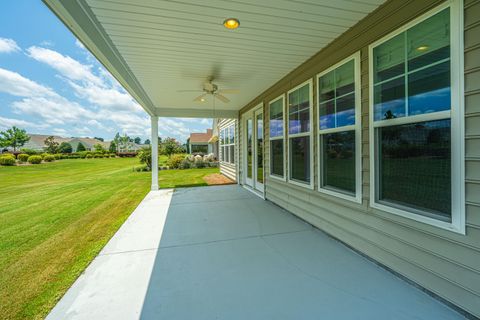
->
[178,78,239,103]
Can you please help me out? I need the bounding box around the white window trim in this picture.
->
[368,0,465,234]
[268,94,287,182]
[316,52,362,204]
[220,123,236,165]
[287,79,314,189]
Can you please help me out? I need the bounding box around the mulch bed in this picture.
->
[203,173,235,186]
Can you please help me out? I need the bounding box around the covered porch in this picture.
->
[47,185,463,319]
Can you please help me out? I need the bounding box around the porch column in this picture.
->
[151,115,159,191]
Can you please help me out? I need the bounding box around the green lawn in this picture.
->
[0,158,220,320]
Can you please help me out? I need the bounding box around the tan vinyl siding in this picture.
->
[218,118,238,182]
[238,0,480,317]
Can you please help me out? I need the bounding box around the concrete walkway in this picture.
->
[47,185,465,320]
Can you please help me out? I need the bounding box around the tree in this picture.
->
[58,142,73,153]
[44,136,59,154]
[93,143,106,153]
[109,140,117,153]
[119,134,130,152]
[144,139,151,145]
[0,126,30,152]
[77,142,86,152]
[94,136,104,142]
[134,137,142,144]
[162,137,183,156]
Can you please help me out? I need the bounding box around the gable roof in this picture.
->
[189,129,212,144]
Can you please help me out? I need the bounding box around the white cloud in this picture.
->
[75,39,85,49]
[27,46,104,86]
[0,38,20,53]
[0,116,41,130]
[0,68,56,97]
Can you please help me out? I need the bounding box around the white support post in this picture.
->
[151,115,159,191]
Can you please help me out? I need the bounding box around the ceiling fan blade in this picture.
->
[215,93,230,103]
[177,89,204,93]
[193,93,208,102]
[217,89,240,94]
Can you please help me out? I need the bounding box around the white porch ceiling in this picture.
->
[45,0,386,117]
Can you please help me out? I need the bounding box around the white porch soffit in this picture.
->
[44,0,385,118]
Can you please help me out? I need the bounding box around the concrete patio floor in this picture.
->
[47,185,465,320]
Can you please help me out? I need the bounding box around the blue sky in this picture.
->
[0,1,212,143]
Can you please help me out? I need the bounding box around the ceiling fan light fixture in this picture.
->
[200,98,206,102]
[223,18,240,30]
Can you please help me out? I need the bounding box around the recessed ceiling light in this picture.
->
[223,18,240,30]
[200,98,206,102]
[416,45,429,51]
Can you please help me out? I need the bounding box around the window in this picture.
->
[269,95,285,180]
[220,123,235,165]
[191,144,208,154]
[369,1,464,233]
[317,54,361,202]
[288,80,313,188]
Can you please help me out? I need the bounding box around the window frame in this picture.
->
[268,94,287,182]
[220,123,236,165]
[368,0,465,234]
[287,79,314,189]
[316,52,362,203]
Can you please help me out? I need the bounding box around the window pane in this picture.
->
[290,136,310,183]
[407,8,450,71]
[373,33,405,83]
[336,93,355,127]
[269,99,284,138]
[378,119,451,220]
[230,145,235,164]
[322,131,355,194]
[319,70,335,101]
[335,60,355,97]
[289,84,310,134]
[408,61,450,116]
[270,140,284,177]
[257,113,264,184]
[247,119,252,178]
[319,100,335,130]
[374,77,406,121]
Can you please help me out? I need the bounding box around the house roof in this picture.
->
[69,137,110,148]
[23,134,72,150]
[190,129,212,144]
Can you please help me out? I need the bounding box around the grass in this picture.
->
[0,158,220,319]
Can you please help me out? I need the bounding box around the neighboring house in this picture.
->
[69,137,111,152]
[214,119,237,181]
[46,0,480,318]
[21,134,71,152]
[187,129,213,155]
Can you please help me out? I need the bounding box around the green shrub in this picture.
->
[17,153,30,162]
[179,159,192,169]
[54,153,63,160]
[20,148,38,155]
[0,155,16,166]
[93,153,102,158]
[167,154,185,169]
[28,155,42,164]
[194,159,206,168]
[110,153,116,158]
[85,154,93,159]
[40,153,49,159]
[43,155,55,162]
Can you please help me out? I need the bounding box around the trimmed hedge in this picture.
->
[0,155,16,166]
[43,155,55,162]
[54,153,63,160]
[85,154,93,159]
[17,154,30,162]
[28,155,42,164]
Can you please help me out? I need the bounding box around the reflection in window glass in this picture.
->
[378,119,451,220]
[257,113,263,184]
[270,139,283,177]
[290,136,310,183]
[270,98,284,138]
[247,119,253,178]
[319,60,355,129]
[373,8,450,121]
[289,84,310,134]
[322,131,355,194]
